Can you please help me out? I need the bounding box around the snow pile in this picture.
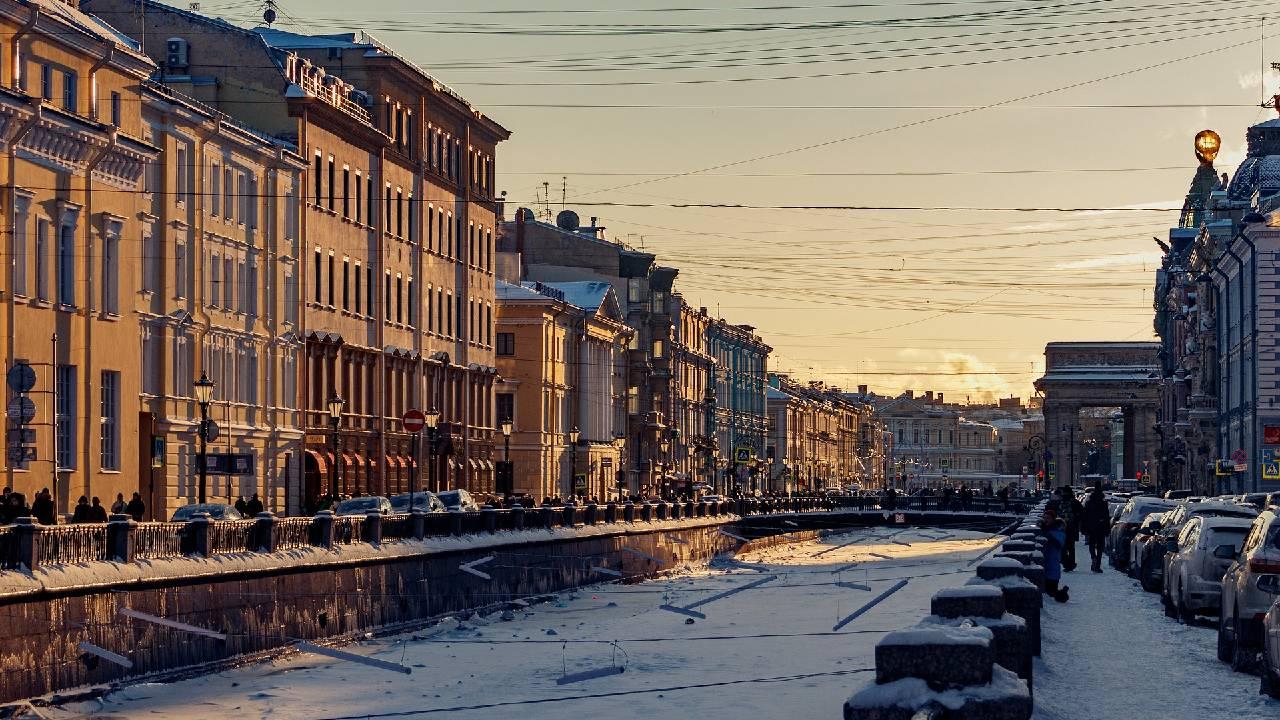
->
[879,623,993,648]
[847,664,1028,711]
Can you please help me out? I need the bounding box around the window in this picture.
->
[447,292,454,336]
[176,147,188,202]
[57,214,77,307]
[223,167,233,220]
[436,288,443,333]
[354,262,362,314]
[385,271,392,321]
[211,162,220,216]
[627,278,644,303]
[427,205,434,251]
[497,392,514,423]
[223,255,234,308]
[110,91,121,126]
[102,219,120,314]
[427,286,434,332]
[327,156,335,211]
[652,339,665,358]
[396,188,403,237]
[342,166,350,218]
[56,364,76,469]
[174,239,188,299]
[313,152,322,205]
[40,64,51,100]
[395,274,403,324]
[237,172,248,225]
[384,182,392,232]
[12,196,29,296]
[342,258,350,310]
[652,291,666,314]
[313,248,322,303]
[485,304,492,345]
[63,71,76,112]
[407,194,414,242]
[447,213,454,256]
[284,269,297,324]
[100,370,119,470]
[468,222,475,264]
[366,266,374,317]
[407,279,414,326]
[354,171,363,223]
[326,253,335,307]
[34,218,49,301]
[496,332,515,356]
[366,175,375,226]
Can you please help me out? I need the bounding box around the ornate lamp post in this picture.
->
[614,435,627,499]
[193,373,215,504]
[659,436,670,499]
[501,418,513,462]
[767,455,776,495]
[327,394,345,501]
[568,427,580,499]
[425,408,441,493]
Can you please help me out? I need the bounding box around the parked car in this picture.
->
[332,496,392,516]
[436,489,480,512]
[1149,502,1259,593]
[1164,489,1194,500]
[1109,497,1179,571]
[389,491,445,514]
[169,503,244,522]
[1239,494,1271,511]
[1128,513,1167,588]
[1166,515,1254,623]
[1218,510,1280,672]
[1262,598,1280,697]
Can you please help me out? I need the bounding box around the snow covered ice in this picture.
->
[46,527,1000,720]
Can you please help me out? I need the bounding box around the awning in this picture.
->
[304,449,328,474]
[469,458,480,470]
[386,455,403,470]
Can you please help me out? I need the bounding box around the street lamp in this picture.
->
[767,455,776,495]
[193,373,215,504]
[425,408,441,493]
[568,427,580,499]
[327,394,345,502]
[501,418,513,461]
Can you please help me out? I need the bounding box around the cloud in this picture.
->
[1055,251,1163,271]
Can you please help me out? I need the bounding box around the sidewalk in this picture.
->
[1033,543,1274,720]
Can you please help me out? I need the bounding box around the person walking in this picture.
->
[32,489,55,525]
[126,492,146,522]
[110,493,127,515]
[88,497,109,523]
[71,496,91,523]
[1082,483,1110,573]
[234,496,248,515]
[245,493,264,516]
[1059,486,1083,572]
[1040,505,1070,602]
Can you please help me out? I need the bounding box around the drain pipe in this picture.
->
[10,6,37,90]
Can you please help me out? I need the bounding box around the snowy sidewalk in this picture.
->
[1033,542,1275,720]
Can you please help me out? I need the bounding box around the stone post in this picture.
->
[512,506,525,531]
[656,502,669,521]
[604,503,617,523]
[563,505,576,527]
[623,502,636,522]
[411,510,427,540]
[12,517,41,571]
[542,507,555,529]
[253,511,277,553]
[482,507,498,534]
[450,511,464,536]
[106,513,136,563]
[364,511,383,545]
[670,502,682,520]
[584,504,598,525]
[640,503,653,522]
[311,510,335,548]
[188,512,212,558]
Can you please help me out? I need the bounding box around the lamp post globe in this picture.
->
[327,394,344,501]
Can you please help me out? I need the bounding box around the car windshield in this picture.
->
[1206,528,1248,551]
[336,497,382,513]
[437,491,463,506]
[172,504,238,521]
[390,493,436,511]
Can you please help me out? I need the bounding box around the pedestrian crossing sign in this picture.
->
[734,446,752,463]
[1264,449,1280,480]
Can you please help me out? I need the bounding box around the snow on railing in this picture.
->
[274,517,313,551]
[35,524,109,566]
[133,522,188,560]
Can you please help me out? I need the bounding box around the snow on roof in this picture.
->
[536,281,613,313]
[41,0,148,57]
[879,623,993,647]
[846,665,1028,712]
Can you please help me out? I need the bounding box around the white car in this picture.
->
[1166,515,1254,622]
[1219,510,1280,672]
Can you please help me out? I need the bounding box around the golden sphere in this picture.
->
[1195,129,1221,164]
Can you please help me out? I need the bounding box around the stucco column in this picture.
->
[1042,402,1077,488]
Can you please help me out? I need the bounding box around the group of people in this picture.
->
[233,494,265,517]
[1038,483,1114,604]
[1,487,146,525]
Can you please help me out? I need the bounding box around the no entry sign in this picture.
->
[402,409,426,433]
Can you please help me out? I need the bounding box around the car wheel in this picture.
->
[1231,616,1255,673]
[1163,589,1177,618]
[1140,560,1158,593]
[1179,597,1197,625]
[1262,664,1280,699]
[1218,611,1235,663]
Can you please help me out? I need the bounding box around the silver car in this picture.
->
[332,496,392,516]
[1218,510,1280,672]
[1166,515,1253,621]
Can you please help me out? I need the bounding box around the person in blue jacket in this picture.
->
[1040,505,1070,603]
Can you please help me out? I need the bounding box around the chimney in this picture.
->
[937,393,944,404]
[905,390,913,399]
[924,391,934,403]
[857,384,868,395]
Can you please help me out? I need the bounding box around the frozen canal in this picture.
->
[51,526,999,720]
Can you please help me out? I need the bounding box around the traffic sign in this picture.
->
[402,409,426,433]
[1232,448,1247,464]
[197,452,254,476]
[6,396,35,424]
[6,428,34,444]
[6,363,35,394]
[200,419,220,442]
[734,446,751,463]
[6,446,34,463]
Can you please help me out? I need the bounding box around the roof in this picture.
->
[38,0,149,58]
[538,281,611,313]
[495,281,546,302]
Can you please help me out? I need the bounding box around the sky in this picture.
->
[196,0,1280,402]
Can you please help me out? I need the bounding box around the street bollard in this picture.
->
[623,502,636,522]
[107,513,137,563]
[364,511,384,545]
[512,506,525,531]
[13,517,41,570]
[189,512,212,557]
[253,511,278,552]
[310,510,335,548]
[412,510,427,539]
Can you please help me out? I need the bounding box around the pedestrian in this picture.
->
[88,497,109,523]
[111,492,126,515]
[1082,483,1110,573]
[1040,506,1070,602]
[126,492,146,522]
[32,488,55,525]
[997,484,1010,512]
[234,496,248,515]
[245,493,264,516]
[3,493,27,524]
[71,496,91,523]
[1061,487,1084,573]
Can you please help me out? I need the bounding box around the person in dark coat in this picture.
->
[71,496,91,523]
[997,484,1010,512]
[1058,486,1083,572]
[245,493,264,516]
[234,496,248,515]
[126,492,146,522]
[1082,483,1111,572]
[31,488,55,525]
[1040,506,1069,602]
[87,497,109,523]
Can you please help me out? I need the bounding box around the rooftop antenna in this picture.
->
[262,1,278,26]
[542,181,552,221]
[561,176,567,210]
